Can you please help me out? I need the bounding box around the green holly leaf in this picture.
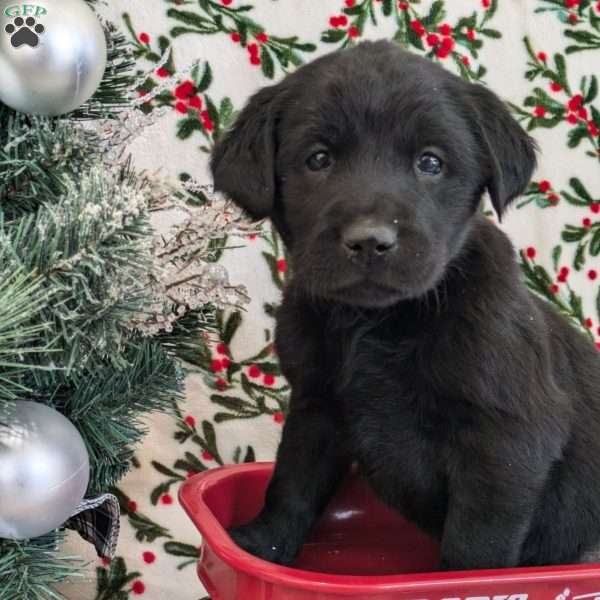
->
[223,311,242,344]
[152,461,184,479]
[480,28,501,38]
[177,117,203,140]
[196,62,213,92]
[422,0,445,27]
[567,124,590,148]
[574,241,587,270]
[552,245,562,271]
[590,229,600,256]
[261,47,275,79]
[164,542,200,558]
[321,29,347,43]
[585,75,598,103]
[562,226,587,242]
[569,177,594,202]
[211,394,254,412]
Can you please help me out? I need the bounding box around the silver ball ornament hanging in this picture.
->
[0,0,107,115]
[0,401,90,539]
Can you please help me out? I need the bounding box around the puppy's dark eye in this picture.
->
[306,151,332,171]
[416,152,443,176]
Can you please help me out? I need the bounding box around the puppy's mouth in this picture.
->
[327,278,425,308]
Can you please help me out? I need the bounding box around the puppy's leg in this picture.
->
[440,434,551,570]
[229,402,348,565]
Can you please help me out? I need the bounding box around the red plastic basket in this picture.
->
[179,462,600,599]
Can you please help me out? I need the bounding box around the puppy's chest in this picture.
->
[328,322,475,463]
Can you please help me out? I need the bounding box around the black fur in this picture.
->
[211,40,600,570]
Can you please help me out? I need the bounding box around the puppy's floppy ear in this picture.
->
[467,84,537,220]
[210,83,283,219]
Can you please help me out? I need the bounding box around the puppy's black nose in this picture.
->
[342,220,398,258]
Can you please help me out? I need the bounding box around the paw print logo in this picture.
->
[4,16,45,48]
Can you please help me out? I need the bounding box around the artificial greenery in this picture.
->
[0,14,196,600]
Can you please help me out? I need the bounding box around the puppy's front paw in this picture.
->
[229,519,302,565]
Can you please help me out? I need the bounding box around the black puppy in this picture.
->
[211,40,600,570]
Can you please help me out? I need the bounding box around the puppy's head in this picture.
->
[212,41,536,308]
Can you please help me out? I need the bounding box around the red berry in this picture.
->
[338,15,349,26]
[591,203,600,213]
[142,551,156,564]
[550,284,560,294]
[426,33,439,47]
[436,46,451,59]
[184,415,196,428]
[250,55,261,66]
[211,359,223,372]
[560,266,570,276]
[161,494,173,505]
[550,81,562,92]
[596,342,600,351]
[186,471,198,479]
[583,217,592,228]
[216,378,227,390]
[588,121,599,137]
[410,19,425,36]
[202,451,214,461]
[588,270,598,280]
[127,500,138,513]
[482,0,490,6]
[441,36,455,50]
[230,32,241,43]
[101,557,111,566]
[273,412,285,424]
[534,105,546,118]
[525,246,536,259]
[466,29,475,41]
[329,16,340,28]
[256,32,268,43]
[175,80,195,100]
[438,23,452,36]
[156,67,170,78]
[568,94,583,111]
[565,0,580,8]
[139,33,150,44]
[277,258,287,273]
[461,55,470,66]
[398,1,409,8]
[537,51,548,62]
[175,102,187,114]
[585,318,593,329]
[568,12,578,23]
[557,274,568,283]
[221,0,232,5]
[578,106,588,119]
[248,365,261,378]
[346,0,356,6]
[247,42,259,55]
[538,180,551,192]
[547,193,560,205]
[216,343,228,355]
[221,357,231,369]
[263,374,275,386]
[566,113,578,124]
[247,234,257,240]
[132,580,145,595]
[189,95,203,109]
[348,25,360,38]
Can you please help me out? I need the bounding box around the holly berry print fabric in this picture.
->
[59,1,600,598]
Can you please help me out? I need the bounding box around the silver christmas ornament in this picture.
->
[0,401,90,539]
[0,0,107,115]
